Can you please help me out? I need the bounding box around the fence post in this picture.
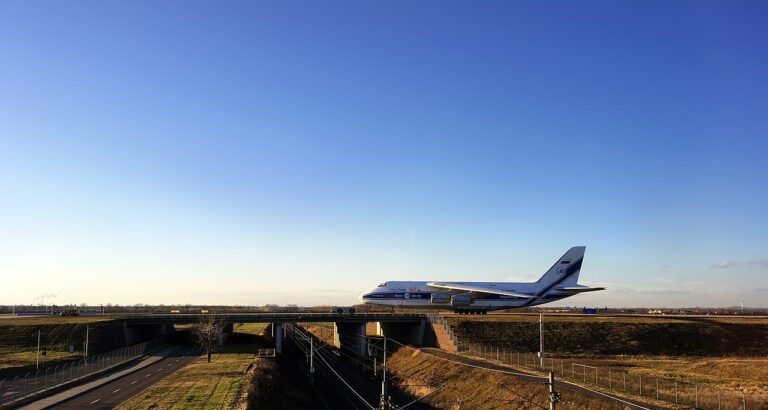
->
[717,388,721,410]
[742,392,746,410]
[656,378,659,400]
[674,380,678,403]
[695,385,698,408]
[609,369,612,388]
[623,372,626,392]
[11,376,19,398]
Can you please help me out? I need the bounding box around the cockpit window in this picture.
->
[378,282,387,287]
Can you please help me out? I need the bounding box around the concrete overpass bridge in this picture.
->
[108,313,453,355]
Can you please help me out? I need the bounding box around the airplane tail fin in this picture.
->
[535,246,586,286]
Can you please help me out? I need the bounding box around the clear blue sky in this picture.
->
[1,1,766,307]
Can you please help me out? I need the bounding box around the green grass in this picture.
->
[233,323,267,335]
[116,352,255,410]
[0,348,81,369]
[116,323,276,409]
[0,318,124,374]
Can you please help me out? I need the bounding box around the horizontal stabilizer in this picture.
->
[427,282,534,298]
[555,286,605,294]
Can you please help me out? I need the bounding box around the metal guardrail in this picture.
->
[0,338,165,407]
[108,312,427,323]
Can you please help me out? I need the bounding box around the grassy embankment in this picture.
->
[447,314,768,403]
[387,346,639,410]
[0,316,114,375]
[116,323,266,410]
[117,322,319,410]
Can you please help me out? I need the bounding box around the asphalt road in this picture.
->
[48,348,199,410]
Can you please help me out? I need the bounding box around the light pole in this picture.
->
[539,313,544,367]
[379,336,389,410]
[36,330,41,370]
[84,326,89,359]
[309,338,315,385]
[547,372,560,410]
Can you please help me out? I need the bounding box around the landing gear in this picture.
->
[457,309,488,315]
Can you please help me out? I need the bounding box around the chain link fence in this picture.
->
[0,338,165,406]
[456,341,760,410]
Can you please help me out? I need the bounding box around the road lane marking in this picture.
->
[90,399,100,404]
[145,374,152,377]
[113,389,121,393]
[131,380,138,385]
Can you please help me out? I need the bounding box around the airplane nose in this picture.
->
[358,292,368,303]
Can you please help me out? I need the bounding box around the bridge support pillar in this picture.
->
[274,323,282,354]
[333,322,366,356]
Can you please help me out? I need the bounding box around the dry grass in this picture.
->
[116,352,255,410]
[0,319,119,373]
[241,358,318,409]
[448,315,768,357]
[452,313,768,325]
[386,347,642,410]
[0,316,111,326]
[233,323,268,335]
[0,348,80,369]
[566,356,768,405]
[298,323,335,345]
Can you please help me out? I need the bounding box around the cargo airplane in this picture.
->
[359,246,603,314]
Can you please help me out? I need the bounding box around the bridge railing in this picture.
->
[0,338,165,407]
[108,312,428,321]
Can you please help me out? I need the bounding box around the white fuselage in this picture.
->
[359,280,569,311]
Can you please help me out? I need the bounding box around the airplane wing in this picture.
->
[554,286,605,293]
[426,282,534,298]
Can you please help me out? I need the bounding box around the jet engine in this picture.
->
[450,292,474,307]
[430,292,451,304]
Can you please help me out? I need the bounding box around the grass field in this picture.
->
[0,317,119,375]
[0,349,81,370]
[299,322,335,345]
[116,352,255,410]
[116,321,278,410]
[387,346,647,410]
[233,323,268,335]
[0,316,111,326]
[448,314,768,408]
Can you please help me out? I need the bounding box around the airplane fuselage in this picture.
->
[360,280,570,311]
[359,247,602,313]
